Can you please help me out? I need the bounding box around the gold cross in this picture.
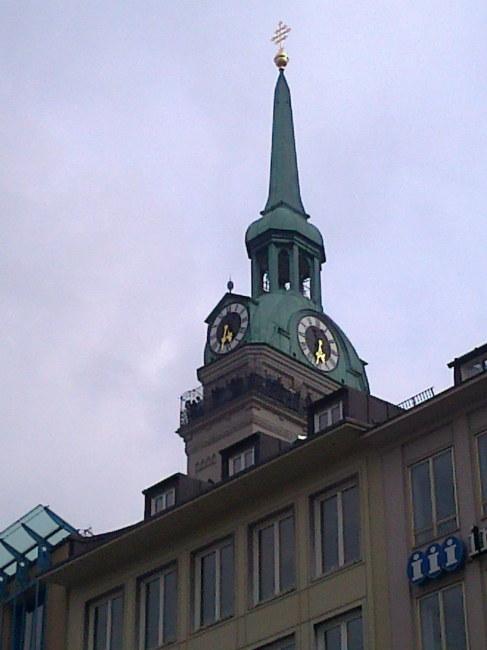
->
[271,21,291,50]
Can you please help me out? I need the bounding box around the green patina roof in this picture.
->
[245,205,324,252]
[263,70,306,217]
[246,71,324,255]
[204,68,369,393]
[246,292,369,392]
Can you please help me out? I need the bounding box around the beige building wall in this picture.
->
[377,371,487,650]
[47,423,392,650]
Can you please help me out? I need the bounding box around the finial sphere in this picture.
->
[274,49,289,70]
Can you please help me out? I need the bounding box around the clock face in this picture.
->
[209,303,249,355]
[297,315,339,372]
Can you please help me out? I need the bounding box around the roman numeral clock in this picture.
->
[297,315,339,373]
[208,302,250,355]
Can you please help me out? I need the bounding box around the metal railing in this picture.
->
[180,373,304,427]
[398,387,435,410]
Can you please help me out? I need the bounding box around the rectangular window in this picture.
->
[140,567,177,649]
[314,483,360,575]
[229,447,255,476]
[152,488,176,515]
[411,449,458,546]
[419,583,467,650]
[194,539,234,628]
[253,512,295,604]
[477,432,487,516]
[13,593,45,650]
[315,402,343,433]
[316,611,363,650]
[88,593,124,650]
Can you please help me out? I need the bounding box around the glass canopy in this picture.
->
[0,504,76,576]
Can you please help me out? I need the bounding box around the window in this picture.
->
[253,512,295,603]
[194,539,234,628]
[152,488,176,515]
[229,447,255,476]
[411,449,458,546]
[461,355,487,381]
[140,567,177,649]
[316,611,364,650]
[419,583,467,650]
[477,432,487,516]
[12,591,45,650]
[314,483,360,575]
[88,593,124,650]
[315,402,343,432]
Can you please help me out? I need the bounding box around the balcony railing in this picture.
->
[398,387,435,410]
[180,373,304,427]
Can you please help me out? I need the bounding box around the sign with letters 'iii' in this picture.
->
[407,536,466,585]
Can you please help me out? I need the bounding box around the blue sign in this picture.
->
[407,535,465,585]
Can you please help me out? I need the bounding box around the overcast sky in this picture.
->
[1,1,486,534]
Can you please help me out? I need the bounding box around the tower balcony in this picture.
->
[179,372,305,428]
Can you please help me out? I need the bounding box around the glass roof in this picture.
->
[0,504,76,576]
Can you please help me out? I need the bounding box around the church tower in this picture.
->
[179,38,369,482]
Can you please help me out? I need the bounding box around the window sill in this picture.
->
[411,524,460,551]
[191,614,234,637]
[312,558,364,584]
[252,586,296,610]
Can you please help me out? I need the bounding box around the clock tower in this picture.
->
[179,48,369,482]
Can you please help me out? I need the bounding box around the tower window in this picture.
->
[257,248,270,293]
[278,248,291,291]
[299,252,311,299]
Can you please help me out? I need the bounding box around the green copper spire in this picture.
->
[262,70,307,218]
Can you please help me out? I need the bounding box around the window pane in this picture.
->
[244,449,254,468]
[420,593,442,650]
[145,579,160,650]
[478,435,487,512]
[94,602,108,650]
[110,596,123,650]
[433,451,456,523]
[321,496,339,571]
[34,604,44,650]
[323,625,341,650]
[259,524,275,601]
[319,412,329,430]
[279,516,295,592]
[166,489,175,508]
[163,570,177,643]
[201,551,216,626]
[23,611,33,650]
[234,456,242,474]
[331,404,341,424]
[443,585,467,650]
[411,461,433,537]
[220,543,234,619]
[347,616,364,650]
[343,486,360,564]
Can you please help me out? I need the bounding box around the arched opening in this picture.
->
[257,248,270,293]
[278,248,291,290]
[299,251,311,299]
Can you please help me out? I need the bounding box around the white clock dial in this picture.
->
[297,315,339,372]
[209,303,249,354]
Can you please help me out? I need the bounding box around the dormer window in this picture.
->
[315,402,343,433]
[229,448,255,476]
[461,355,487,381]
[151,488,176,515]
